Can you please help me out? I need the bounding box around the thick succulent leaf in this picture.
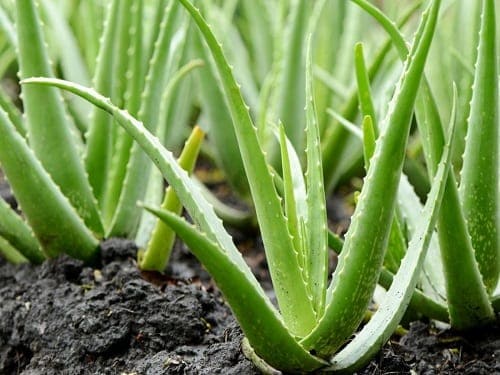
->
[0,88,24,137]
[459,0,499,293]
[15,0,103,237]
[39,0,91,128]
[0,236,27,264]
[178,0,316,336]
[101,0,144,227]
[278,124,306,271]
[304,35,328,317]
[274,0,310,154]
[354,43,378,133]
[109,1,187,236]
[329,84,457,373]
[301,0,441,357]
[361,115,376,170]
[0,197,44,264]
[0,109,99,261]
[85,0,121,207]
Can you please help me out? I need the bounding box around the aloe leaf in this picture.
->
[0,236,27,264]
[84,0,120,206]
[141,207,326,372]
[101,0,144,227]
[39,0,91,128]
[313,0,348,131]
[0,197,44,264]
[178,0,316,335]
[139,126,204,272]
[304,35,328,317]
[109,1,187,236]
[0,109,98,261]
[301,0,441,357]
[0,6,16,47]
[0,88,24,137]
[459,0,499,293]
[354,43,378,132]
[361,115,376,170]
[275,0,310,154]
[278,123,305,271]
[15,0,103,237]
[327,227,448,323]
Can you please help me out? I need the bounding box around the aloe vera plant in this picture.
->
[351,0,499,331]
[0,0,203,266]
[21,0,449,371]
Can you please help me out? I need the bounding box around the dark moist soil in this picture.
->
[1,177,499,374]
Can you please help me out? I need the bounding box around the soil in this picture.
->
[1,177,499,374]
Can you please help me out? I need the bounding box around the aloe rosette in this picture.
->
[20,0,450,371]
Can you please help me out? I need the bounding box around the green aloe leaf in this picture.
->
[85,0,121,207]
[0,109,98,261]
[101,0,145,227]
[304,35,328,317]
[0,236,27,264]
[278,123,306,273]
[108,0,187,237]
[0,197,44,264]
[459,0,499,293]
[15,0,103,237]
[39,0,91,129]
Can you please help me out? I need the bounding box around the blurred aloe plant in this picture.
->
[0,0,203,266]
[23,0,450,371]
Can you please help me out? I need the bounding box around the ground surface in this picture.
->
[1,238,499,375]
[1,175,499,374]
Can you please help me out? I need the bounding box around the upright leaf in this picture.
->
[304,35,328,317]
[15,0,103,236]
[459,0,499,293]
